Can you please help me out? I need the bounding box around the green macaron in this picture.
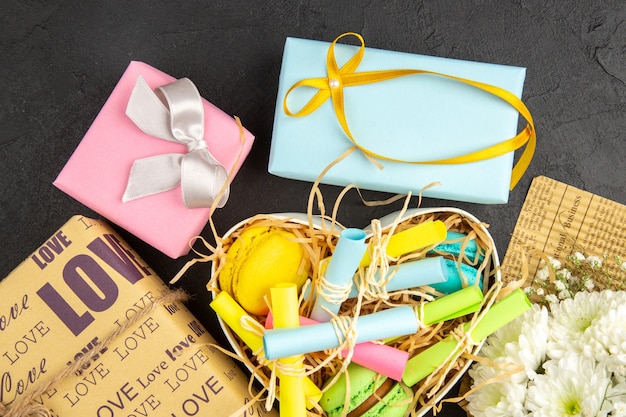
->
[320,363,412,417]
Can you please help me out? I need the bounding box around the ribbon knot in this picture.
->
[284,32,536,190]
[123,75,229,208]
[187,139,207,152]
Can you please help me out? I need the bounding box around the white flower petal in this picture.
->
[466,380,526,417]
[525,355,610,417]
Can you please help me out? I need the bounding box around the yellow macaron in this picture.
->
[218,226,310,315]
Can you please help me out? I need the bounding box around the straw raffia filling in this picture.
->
[207,206,501,416]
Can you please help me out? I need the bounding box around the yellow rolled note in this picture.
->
[361,220,447,266]
[210,291,321,408]
[271,283,306,417]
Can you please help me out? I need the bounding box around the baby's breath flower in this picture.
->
[545,294,559,304]
[607,380,626,414]
[536,287,545,296]
[549,257,562,270]
[528,250,626,306]
[587,255,603,269]
[536,267,550,281]
[557,268,572,282]
[558,290,571,300]
[612,401,626,416]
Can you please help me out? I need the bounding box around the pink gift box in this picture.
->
[54,61,254,258]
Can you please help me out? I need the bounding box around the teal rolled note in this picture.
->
[402,288,531,386]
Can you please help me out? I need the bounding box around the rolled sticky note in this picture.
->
[271,284,306,417]
[266,313,409,381]
[420,285,484,325]
[361,220,447,266]
[349,256,448,298]
[264,306,418,360]
[384,285,484,344]
[401,288,531,386]
[310,228,368,322]
[429,260,481,294]
[209,292,322,407]
[210,291,264,352]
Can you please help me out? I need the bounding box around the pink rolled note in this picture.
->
[266,313,409,381]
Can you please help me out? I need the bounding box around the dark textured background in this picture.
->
[1,1,625,415]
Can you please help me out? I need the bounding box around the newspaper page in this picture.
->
[501,176,626,287]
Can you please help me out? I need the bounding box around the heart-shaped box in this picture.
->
[208,206,501,416]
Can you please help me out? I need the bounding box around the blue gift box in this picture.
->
[269,35,530,204]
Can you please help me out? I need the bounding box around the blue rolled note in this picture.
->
[349,256,448,298]
[263,305,418,360]
[310,228,368,322]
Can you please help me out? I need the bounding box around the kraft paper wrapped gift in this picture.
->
[54,61,254,258]
[0,215,277,417]
[269,34,534,204]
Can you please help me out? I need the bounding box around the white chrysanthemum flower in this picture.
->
[466,379,527,417]
[479,305,549,382]
[468,361,500,386]
[592,295,626,373]
[525,354,611,417]
[602,290,626,306]
[547,291,609,360]
[586,255,603,269]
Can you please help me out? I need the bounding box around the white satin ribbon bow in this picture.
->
[122,75,229,209]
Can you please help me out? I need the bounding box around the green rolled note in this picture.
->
[402,288,531,386]
[385,285,484,344]
[422,285,484,325]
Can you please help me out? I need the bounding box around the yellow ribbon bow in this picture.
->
[283,32,536,190]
